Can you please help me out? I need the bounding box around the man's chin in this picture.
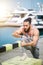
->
[24,30,28,32]
[24,28,30,33]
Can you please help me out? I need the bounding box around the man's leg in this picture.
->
[31,46,39,59]
[24,46,39,59]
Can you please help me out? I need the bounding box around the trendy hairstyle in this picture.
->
[24,18,31,24]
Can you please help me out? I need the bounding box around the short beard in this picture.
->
[24,27,30,33]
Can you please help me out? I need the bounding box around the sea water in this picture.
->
[0,27,21,46]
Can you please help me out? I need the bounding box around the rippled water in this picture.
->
[0,27,21,46]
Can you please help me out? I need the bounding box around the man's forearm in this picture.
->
[21,41,36,47]
[12,32,22,38]
[15,34,22,38]
[25,41,34,46]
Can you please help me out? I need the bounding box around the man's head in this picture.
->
[23,18,31,32]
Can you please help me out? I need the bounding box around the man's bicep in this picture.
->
[33,35,39,42]
[15,29,22,34]
[16,27,23,34]
[33,30,39,46]
[12,28,23,37]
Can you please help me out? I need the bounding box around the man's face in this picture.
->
[23,21,30,32]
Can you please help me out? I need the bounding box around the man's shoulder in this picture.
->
[17,26,23,32]
[32,25,36,29]
[32,25,39,34]
[32,25,38,30]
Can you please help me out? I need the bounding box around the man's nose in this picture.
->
[24,26,27,28]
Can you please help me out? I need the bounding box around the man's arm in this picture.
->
[21,29,39,47]
[12,27,23,38]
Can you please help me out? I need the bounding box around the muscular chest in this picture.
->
[23,30,34,37]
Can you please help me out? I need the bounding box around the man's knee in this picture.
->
[35,47,39,58]
[31,47,39,59]
[24,46,32,50]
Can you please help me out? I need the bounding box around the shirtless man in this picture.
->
[12,18,39,59]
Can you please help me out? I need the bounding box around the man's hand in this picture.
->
[21,41,26,47]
